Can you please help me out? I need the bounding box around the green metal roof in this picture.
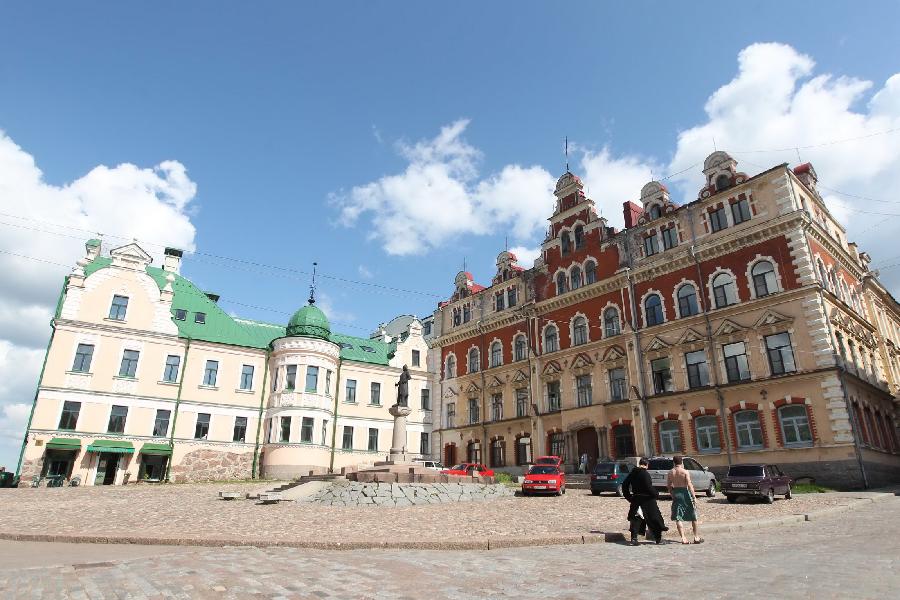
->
[86,440,135,453]
[286,303,331,339]
[46,437,82,450]
[140,442,173,455]
[72,253,398,365]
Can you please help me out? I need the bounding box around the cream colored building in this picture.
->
[16,241,433,485]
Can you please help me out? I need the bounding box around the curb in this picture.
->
[0,493,892,552]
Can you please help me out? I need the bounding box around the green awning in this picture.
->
[46,437,82,451]
[86,440,135,454]
[140,443,173,456]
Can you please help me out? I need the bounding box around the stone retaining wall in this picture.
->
[305,481,516,507]
[170,449,253,483]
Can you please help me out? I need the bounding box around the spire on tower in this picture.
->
[308,262,318,305]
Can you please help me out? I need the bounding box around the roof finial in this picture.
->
[463,257,467,273]
[565,136,569,172]
[308,262,318,305]
[504,235,508,252]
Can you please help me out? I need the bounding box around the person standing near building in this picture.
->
[667,456,703,544]
[579,452,588,474]
[622,457,667,545]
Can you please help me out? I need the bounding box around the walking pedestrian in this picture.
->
[621,457,668,545]
[579,453,588,474]
[667,455,704,544]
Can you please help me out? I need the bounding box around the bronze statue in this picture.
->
[395,364,410,407]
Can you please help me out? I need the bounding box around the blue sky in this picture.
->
[2,2,900,467]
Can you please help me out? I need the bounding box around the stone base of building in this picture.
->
[262,464,330,480]
[169,449,254,483]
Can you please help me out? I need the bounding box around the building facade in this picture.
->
[17,241,433,485]
[430,152,900,489]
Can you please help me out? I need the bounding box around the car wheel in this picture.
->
[706,481,716,498]
[615,485,623,497]
[591,490,601,496]
[785,485,793,500]
[764,488,775,504]
[726,494,737,503]
[561,485,566,495]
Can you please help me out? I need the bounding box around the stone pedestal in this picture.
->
[388,404,412,462]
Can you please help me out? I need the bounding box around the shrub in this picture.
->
[493,472,514,485]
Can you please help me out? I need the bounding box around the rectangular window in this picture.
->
[233,416,247,442]
[72,344,94,373]
[765,333,796,375]
[58,401,81,430]
[576,374,592,407]
[609,368,627,402]
[163,355,181,383]
[547,381,561,412]
[174,309,187,321]
[495,293,505,312]
[152,409,170,437]
[107,405,128,433]
[368,428,379,452]
[202,360,219,387]
[491,393,503,421]
[421,388,430,410]
[695,416,721,453]
[285,365,297,390]
[118,350,140,378]
[342,426,354,450]
[280,416,291,443]
[685,350,710,389]
[446,403,456,428]
[305,365,319,393]
[108,295,129,320]
[723,342,751,383]
[411,349,421,367]
[237,364,254,390]
[325,370,332,396]
[370,382,381,405]
[661,227,678,250]
[507,287,517,307]
[420,432,429,456]
[194,413,210,439]
[463,305,471,323]
[468,398,479,424]
[516,388,528,417]
[643,234,659,257]
[709,206,728,232]
[301,417,314,443]
[345,379,357,403]
[423,321,432,336]
[731,198,751,224]
[194,312,206,324]
[651,357,673,394]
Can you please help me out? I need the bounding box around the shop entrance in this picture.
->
[94,453,120,486]
[576,427,599,472]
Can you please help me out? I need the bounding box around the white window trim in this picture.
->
[488,337,504,368]
[445,351,457,379]
[707,267,740,309]
[237,363,255,392]
[569,311,590,346]
[746,255,783,300]
[466,344,481,374]
[510,331,528,362]
[541,321,560,354]
[159,353,184,384]
[68,335,100,374]
[105,290,131,322]
[201,355,221,388]
[569,263,584,289]
[672,278,701,319]
[639,289,667,328]
[600,301,622,337]
[553,268,568,294]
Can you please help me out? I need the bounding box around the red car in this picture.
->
[522,465,566,496]
[533,455,564,470]
[440,463,495,477]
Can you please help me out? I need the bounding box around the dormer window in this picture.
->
[173,309,187,321]
[715,174,731,191]
[649,205,662,220]
[574,225,585,250]
[194,312,206,324]
[561,231,571,255]
[338,342,354,350]
[360,346,376,353]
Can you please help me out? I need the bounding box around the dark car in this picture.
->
[589,461,633,496]
[721,464,793,504]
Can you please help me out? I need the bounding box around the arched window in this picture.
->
[574,225,585,249]
[544,325,559,353]
[644,294,664,326]
[468,348,480,374]
[694,416,721,453]
[751,261,777,298]
[603,307,620,337]
[556,272,567,295]
[715,174,731,191]
[490,341,502,368]
[570,266,582,290]
[778,405,813,447]
[649,204,662,220]
[817,260,829,289]
[828,269,838,297]
[659,421,681,454]
[514,335,527,361]
[490,438,506,467]
[585,260,597,285]
[734,410,763,450]
[572,316,588,346]
[445,355,456,379]
[561,231,571,254]
[712,272,738,308]
[677,284,699,317]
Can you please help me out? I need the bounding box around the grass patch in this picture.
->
[493,472,515,485]
[792,483,833,494]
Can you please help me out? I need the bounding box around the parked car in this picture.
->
[417,460,445,471]
[440,463,495,477]
[722,464,793,504]
[522,465,566,496]
[532,455,564,470]
[646,456,717,497]
[589,461,633,496]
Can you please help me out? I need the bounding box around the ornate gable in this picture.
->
[571,352,594,370]
[110,243,153,270]
[677,328,705,345]
[443,386,458,399]
[754,309,793,329]
[602,345,627,363]
[714,319,746,337]
[644,336,671,353]
[512,369,529,384]
[488,375,504,389]
[542,360,563,377]
[465,381,481,395]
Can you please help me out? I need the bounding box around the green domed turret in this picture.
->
[286,302,331,340]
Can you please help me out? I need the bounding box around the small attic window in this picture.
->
[174,309,187,321]
[338,342,354,350]
[194,312,206,324]
[361,346,376,353]
[649,205,662,220]
[715,174,731,191]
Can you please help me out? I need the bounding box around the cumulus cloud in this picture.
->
[332,119,556,255]
[578,148,660,228]
[508,245,542,269]
[0,131,198,469]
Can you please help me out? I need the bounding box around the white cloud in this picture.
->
[357,264,373,279]
[315,291,356,326]
[332,119,556,255]
[508,245,541,269]
[578,148,660,228]
[0,131,198,469]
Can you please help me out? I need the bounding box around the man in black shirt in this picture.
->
[622,457,668,545]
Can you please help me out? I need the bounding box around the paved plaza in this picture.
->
[0,495,897,599]
[0,482,861,546]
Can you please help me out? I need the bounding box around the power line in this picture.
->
[730,126,900,154]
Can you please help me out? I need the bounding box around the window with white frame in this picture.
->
[544,325,559,353]
[659,421,681,454]
[446,403,455,428]
[585,260,597,284]
[556,272,567,295]
[342,426,353,450]
[370,381,381,405]
[572,316,588,346]
[163,355,181,383]
[778,405,813,446]
[712,272,738,308]
[731,198,751,224]
[203,360,219,387]
[695,416,720,453]
[570,265,582,290]
[576,374,592,407]
[514,335,527,361]
[118,350,139,378]
[490,341,502,367]
[345,379,357,403]
[515,388,528,417]
[609,368,627,402]
[651,357,673,394]
[561,231,571,254]
[285,365,297,390]
[604,307,621,336]
[661,227,678,250]
[645,294,664,326]
[574,225,585,249]
[677,284,699,317]
[445,355,456,379]
[195,413,211,439]
[491,393,503,421]
[305,366,319,393]
[709,206,728,232]
[368,427,379,451]
[468,347,480,373]
[240,364,254,390]
[233,416,247,442]
[685,350,709,388]
[108,295,129,320]
[734,410,763,449]
[765,332,796,375]
[751,261,778,298]
[72,343,94,373]
[547,381,561,411]
[723,342,751,382]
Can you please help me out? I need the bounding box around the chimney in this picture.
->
[163,247,183,274]
[623,201,643,229]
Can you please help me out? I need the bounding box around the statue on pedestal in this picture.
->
[395,365,410,407]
